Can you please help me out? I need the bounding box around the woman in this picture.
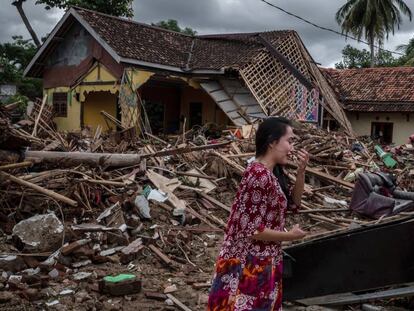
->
[207,117,309,311]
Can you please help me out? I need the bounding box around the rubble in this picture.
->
[12,213,64,252]
[0,103,413,310]
[99,274,142,296]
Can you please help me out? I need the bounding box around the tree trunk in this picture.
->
[12,0,41,48]
[369,37,375,68]
[25,151,142,167]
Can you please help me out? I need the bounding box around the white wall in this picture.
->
[347,112,414,145]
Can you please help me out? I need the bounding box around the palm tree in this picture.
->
[397,37,414,65]
[12,0,41,48]
[336,0,412,67]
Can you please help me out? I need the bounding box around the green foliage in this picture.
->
[36,0,134,17]
[397,37,414,65]
[335,44,402,69]
[152,19,197,36]
[0,36,42,100]
[336,0,412,66]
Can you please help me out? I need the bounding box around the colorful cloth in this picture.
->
[207,162,287,311]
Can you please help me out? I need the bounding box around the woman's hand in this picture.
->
[287,224,306,241]
[296,149,309,173]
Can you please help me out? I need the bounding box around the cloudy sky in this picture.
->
[1,0,414,67]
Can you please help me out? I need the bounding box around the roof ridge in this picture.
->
[73,6,294,41]
[71,6,195,38]
[198,29,294,38]
[322,66,414,72]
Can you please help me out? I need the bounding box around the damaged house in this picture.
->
[323,67,414,145]
[24,7,352,135]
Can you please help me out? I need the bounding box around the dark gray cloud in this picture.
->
[0,2,63,43]
[133,0,414,67]
[1,0,413,67]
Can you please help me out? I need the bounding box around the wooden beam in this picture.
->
[0,171,78,207]
[142,141,232,159]
[25,151,142,167]
[0,161,33,171]
[198,192,231,213]
[297,283,414,306]
[32,95,47,137]
[148,244,172,266]
[287,161,354,189]
[256,35,314,91]
[165,294,193,311]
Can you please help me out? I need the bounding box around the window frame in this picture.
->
[53,92,68,117]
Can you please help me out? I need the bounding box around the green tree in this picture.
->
[152,19,197,36]
[397,37,414,65]
[0,36,42,101]
[335,44,401,68]
[36,0,134,17]
[336,0,412,67]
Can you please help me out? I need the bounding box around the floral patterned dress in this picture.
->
[207,162,288,311]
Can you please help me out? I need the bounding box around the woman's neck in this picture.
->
[256,156,275,171]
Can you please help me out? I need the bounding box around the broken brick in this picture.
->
[99,274,141,296]
[120,238,143,264]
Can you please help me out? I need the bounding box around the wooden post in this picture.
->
[32,94,47,137]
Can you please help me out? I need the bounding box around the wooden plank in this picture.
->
[165,294,193,311]
[0,171,77,207]
[146,170,186,213]
[212,151,245,175]
[287,161,354,189]
[141,141,231,159]
[148,244,172,266]
[199,192,231,213]
[297,283,414,306]
[32,95,47,137]
[25,151,142,167]
[174,171,216,180]
[0,161,33,171]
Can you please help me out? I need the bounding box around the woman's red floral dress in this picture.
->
[207,162,287,311]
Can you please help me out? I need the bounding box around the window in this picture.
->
[371,122,393,144]
[53,92,67,117]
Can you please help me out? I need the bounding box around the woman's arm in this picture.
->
[252,225,306,242]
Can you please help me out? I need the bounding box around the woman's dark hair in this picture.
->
[255,117,292,205]
[255,117,292,158]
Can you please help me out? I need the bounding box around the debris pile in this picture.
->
[0,104,413,310]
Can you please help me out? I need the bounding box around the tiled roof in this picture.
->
[342,102,414,112]
[76,8,193,68]
[322,67,414,112]
[75,7,293,71]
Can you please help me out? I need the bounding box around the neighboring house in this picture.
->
[24,7,351,134]
[322,67,414,145]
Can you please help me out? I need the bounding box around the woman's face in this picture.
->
[269,126,294,165]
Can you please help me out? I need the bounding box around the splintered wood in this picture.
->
[240,32,353,134]
[0,100,413,309]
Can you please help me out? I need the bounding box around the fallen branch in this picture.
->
[0,171,77,207]
[0,161,33,171]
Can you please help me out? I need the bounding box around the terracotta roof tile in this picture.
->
[321,67,414,112]
[75,8,293,71]
[76,8,193,68]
